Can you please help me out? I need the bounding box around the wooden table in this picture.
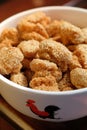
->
[0,0,87,130]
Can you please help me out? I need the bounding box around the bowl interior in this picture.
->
[0,6,87,95]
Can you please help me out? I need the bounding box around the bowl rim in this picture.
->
[1,74,87,96]
[1,6,87,96]
[1,5,87,25]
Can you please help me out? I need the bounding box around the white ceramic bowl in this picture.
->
[1,6,87,122]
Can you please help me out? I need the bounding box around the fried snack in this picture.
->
[10,72,28,87]
[58,20,86,45]
[17,21,36,34]
[30,59,62,82]
[34,23,49,38]
[33,69,62,82]
[21,32,46,41]
[0,47,24,75]
[17,12,50,41]
[70,68,87,89]
[18,23,48,41]
[1,11,87,91]
[74,44,87,69]
[29,76,59,91]
[69,55,82,70]
[46,20,60,37]
[38,39,73,72]
[0,39,11,49]
[20,11,51,24]
[46,20,61,41]
[58,72,75,91]
[18,40,39,58]
[30,59,58,72]
[0,28,19,46]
